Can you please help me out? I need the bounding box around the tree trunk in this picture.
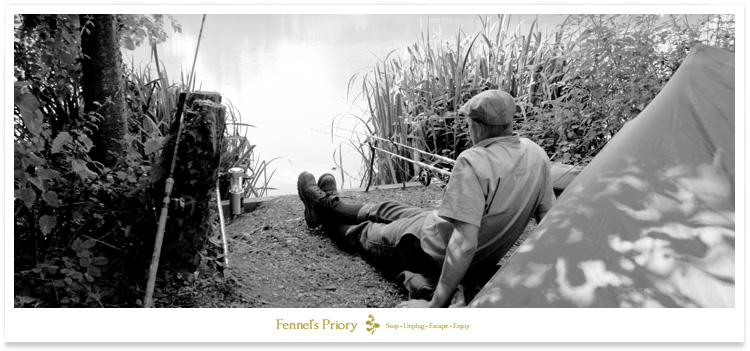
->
[158,92,226,271]
[79,14,126,168]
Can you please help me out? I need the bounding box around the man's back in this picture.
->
[420,134,555,271]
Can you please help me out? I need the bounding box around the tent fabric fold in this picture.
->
[469,44,735,308]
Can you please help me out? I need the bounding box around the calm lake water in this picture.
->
[126,14,566,196]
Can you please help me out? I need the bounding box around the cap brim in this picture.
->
[458,101,470,116]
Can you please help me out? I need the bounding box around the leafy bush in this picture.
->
[13,14,183,307]
[519,14,735,165]
[14,14,276,307]
[14,81,158,306]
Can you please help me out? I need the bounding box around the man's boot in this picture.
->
[297,172,328,228]
[317,173,337,195]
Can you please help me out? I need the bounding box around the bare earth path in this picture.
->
[221,183,446,308]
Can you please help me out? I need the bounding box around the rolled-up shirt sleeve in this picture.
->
[438,153,485,227]
[535,152,556,218]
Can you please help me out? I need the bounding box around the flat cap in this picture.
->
[459,90,515,125]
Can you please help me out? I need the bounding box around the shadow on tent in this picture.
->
[470,44,735,308]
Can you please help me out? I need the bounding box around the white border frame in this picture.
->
[4,2,745,346]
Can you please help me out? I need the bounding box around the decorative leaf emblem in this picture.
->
[365,315,379,335]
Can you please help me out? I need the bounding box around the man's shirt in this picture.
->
[419,134,556,270]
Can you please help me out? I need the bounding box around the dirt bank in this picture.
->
[193,182,533,308]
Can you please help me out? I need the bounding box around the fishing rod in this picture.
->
[320,127,582,187]
[370,144,452,177]
[327,125,457,166]
[144,92,187,308]
[314,129,452,177]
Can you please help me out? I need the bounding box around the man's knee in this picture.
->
[321,222,369,253]
[396,234,440,276]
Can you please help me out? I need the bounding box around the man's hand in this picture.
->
[397,287,467,308]
[397,299,430,308]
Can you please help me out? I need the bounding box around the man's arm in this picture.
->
[398,219,479,308]
[429,219,479,307]
[534,158,556,224]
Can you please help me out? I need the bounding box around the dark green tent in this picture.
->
[470,44,735,308]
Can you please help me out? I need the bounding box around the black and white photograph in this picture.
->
[6,3,744,346]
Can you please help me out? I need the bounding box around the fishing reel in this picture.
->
[418,168,451,187]
[418,168,432,186]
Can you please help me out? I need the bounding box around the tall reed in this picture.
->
[348,15,568,186]
[346,14,732,186]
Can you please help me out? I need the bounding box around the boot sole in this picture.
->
[297,174,319,228]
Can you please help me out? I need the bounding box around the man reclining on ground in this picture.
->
[297,90,556,308]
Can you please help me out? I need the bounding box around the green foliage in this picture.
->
[349,14,735,185]
[119,14,182,50]
[516,14,735,164]
[15,238,111,307]
[123,21,280,200]
[14,14,276,307]
[13,14,181,307]
[348,14,556,186]
[14,78,157,306]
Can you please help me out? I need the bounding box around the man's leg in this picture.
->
[356,201,431,224]
[298,171,439,276]
[300,172,431,227]
[339,212,441,277]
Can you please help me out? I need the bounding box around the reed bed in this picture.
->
[343,14,734,187]
[344,14,569,186]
